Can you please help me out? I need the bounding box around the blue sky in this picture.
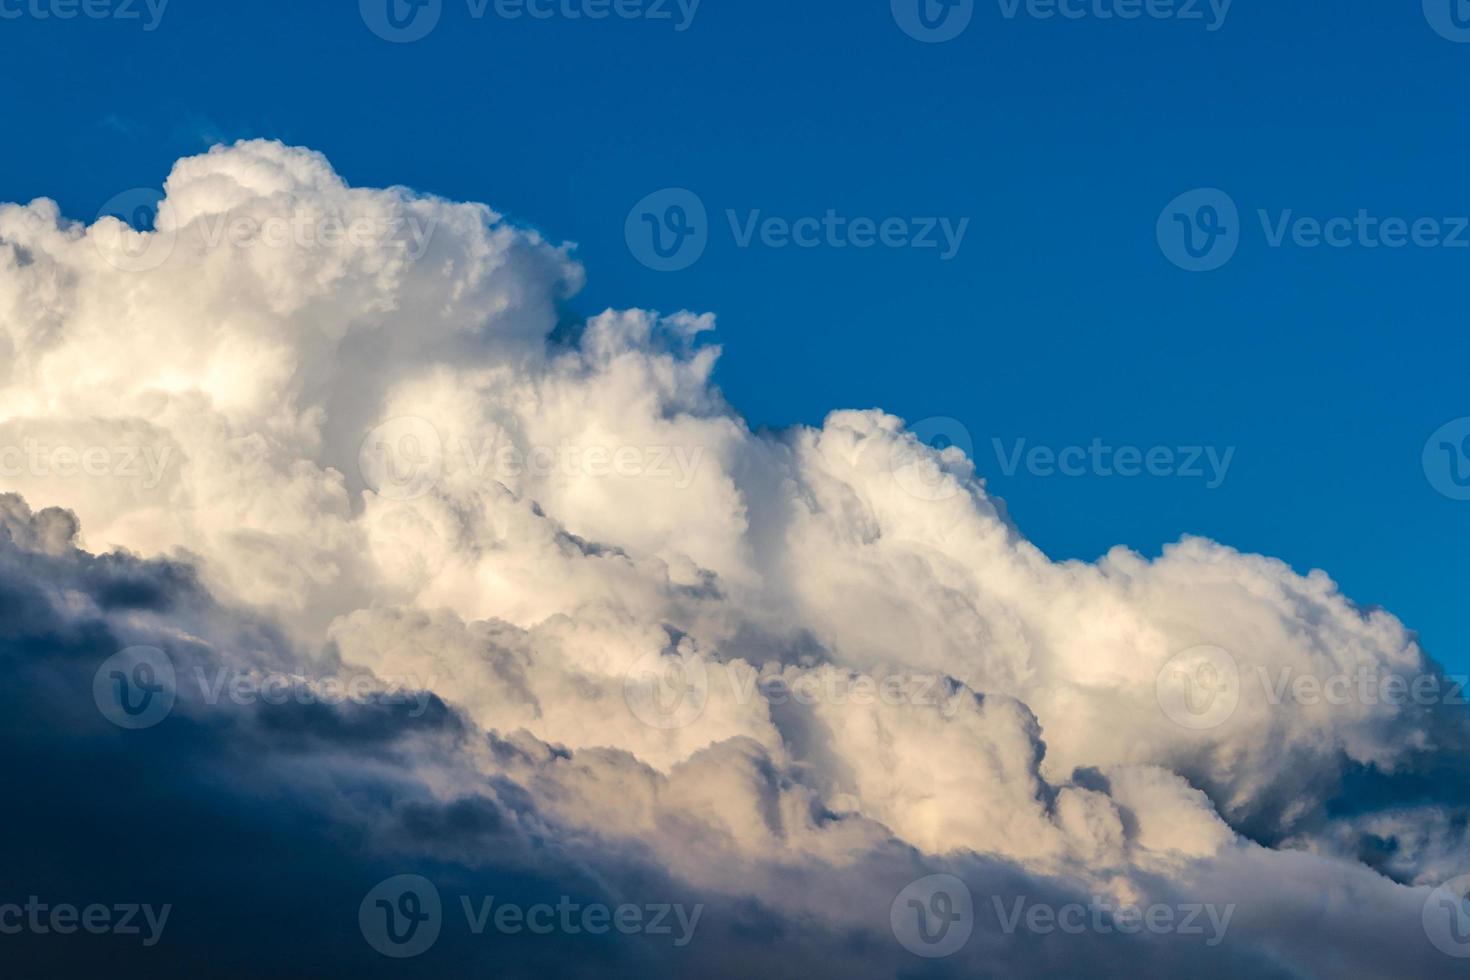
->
[2,0,1467,672]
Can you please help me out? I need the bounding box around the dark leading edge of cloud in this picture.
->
[0,493,1305,978]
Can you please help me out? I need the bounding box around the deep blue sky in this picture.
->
[2,1,1467,671]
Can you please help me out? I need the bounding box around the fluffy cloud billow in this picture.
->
[1,140,1467,977]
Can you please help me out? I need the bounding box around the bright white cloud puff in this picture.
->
[1,141,1467,977]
